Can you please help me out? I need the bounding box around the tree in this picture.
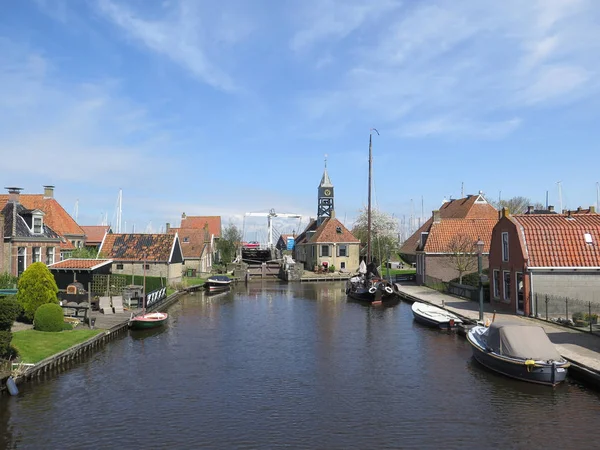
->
[70,247,99,258]
[492,196,544,214]
[217,223,243,264]
[352,207,400,264]
[445,234,478,284]
[16,262,59,321]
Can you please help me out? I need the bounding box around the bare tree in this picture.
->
[492,196,546,214]
[446,234,478,284]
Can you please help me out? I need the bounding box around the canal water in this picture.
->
[1,282,599,449]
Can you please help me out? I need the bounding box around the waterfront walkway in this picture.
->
[395,283,600,374]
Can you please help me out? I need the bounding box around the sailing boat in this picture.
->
[129,255,169,329]
[345,128,397,305]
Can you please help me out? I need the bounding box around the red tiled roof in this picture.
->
[99,233,178,262]
[423,219,497,253]
[400,194,497,256]
[0,194,85,237]
[81,225,111,244]
[180,215,221,237]
[310,218,360,244]
[167,227,208,258]
[512,214,600,267]
[49,258,113,270]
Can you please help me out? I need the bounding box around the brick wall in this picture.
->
[3,242,59,276]
[111,261,183,285]
[423,254,489,283]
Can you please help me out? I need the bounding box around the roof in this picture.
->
[99,233,179,262]
[423,219,497,253]
[0,193,85,237]
[48,258,113,271]
[511,213,600,267]
[294,219,318,246]
[309,218,360,244]
[81,225,111,244]
[180,215,221,237]
[167,227,208,258]
[1,201,62,241]
[319,167,333,188]
[400,194,498,256]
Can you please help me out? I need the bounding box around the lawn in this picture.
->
[183,276,206,287]
[379,267,416,276]
[12,329,103,364]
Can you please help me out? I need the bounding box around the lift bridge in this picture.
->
[240,209,302,278]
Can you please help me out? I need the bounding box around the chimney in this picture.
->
[166,223,171,232]
[502,207,510,218]
[590,206,596,214]
[331,209,336,219]
[181,212,187,219]
[5,187,23,204]
[577,206,582,212]
[432,210,441,223]
[43,185,55,198]
[548,205,555,212]
[527,205,534,214]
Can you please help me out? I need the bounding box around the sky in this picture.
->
[1,0,600,241]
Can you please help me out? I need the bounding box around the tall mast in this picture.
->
[557,181,563,213]
[596,182,599,212]
[367,128,379,264]
[117,188,123,233]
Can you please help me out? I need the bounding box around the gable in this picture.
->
[180,215,222,237]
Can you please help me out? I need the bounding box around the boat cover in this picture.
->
[486,323,562,361]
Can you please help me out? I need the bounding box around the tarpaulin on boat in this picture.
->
[486,323,562,361]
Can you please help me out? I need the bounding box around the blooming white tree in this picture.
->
[351,207,399,263]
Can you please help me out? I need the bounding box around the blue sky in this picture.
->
[2,0,600,240]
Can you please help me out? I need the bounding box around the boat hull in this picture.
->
[129,313,169,330]
[346,280,397,305]
[411,302,462,329]
[467,330,569,386]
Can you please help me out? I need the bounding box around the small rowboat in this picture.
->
[411,302,462,329]
[129,311,168,330]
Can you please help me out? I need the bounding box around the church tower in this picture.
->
[317,157,334,226]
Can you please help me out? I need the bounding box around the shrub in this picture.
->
[572,311,586,322]
[0,272,18,289]
[0,296,22,331]
[17,262,59,321]
[0,330,13,358]
[34,303,65,332]
[585,313,598,324]
[329,265,336,273]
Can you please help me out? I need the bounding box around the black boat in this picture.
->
[204,275,232,292]
[467,322,569,386]
[345,129,397,306]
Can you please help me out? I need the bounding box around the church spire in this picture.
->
[317,154,334,226]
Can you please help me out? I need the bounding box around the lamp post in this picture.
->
[476,238,485,322]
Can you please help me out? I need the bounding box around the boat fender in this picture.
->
[525,359,535,372]
[449,319,455,328]
[6,376,19,396]
[368,287,377,294]
[385,286,394,294]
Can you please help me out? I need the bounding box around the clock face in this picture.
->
[323,189,331,196]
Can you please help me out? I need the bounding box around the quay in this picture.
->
[3,290,185,394]
[395,283,600,388]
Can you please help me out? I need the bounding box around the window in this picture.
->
[501,232,509,262]
[340,262,346,269]
[183,237,189,243]
[493,270,500,298]
[46,247,55,265]
[33,217,42,233]
[338,245,347,257]
[336,226,342,233]
[145,264,150,270]
[503,271,511,301]
[32,247,41,263]
[321,245,329,257]
[116,263,124,270]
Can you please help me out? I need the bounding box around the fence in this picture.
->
[533,292,600,336]
[91,274,166,297]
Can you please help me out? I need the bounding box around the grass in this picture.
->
[379,267,416,276]
[183,276,206,287]
[12,329,103,364]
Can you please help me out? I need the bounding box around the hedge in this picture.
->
[34,303,65,332]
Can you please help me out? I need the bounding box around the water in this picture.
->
[2,282,599,449]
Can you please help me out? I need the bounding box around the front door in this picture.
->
[17,247,26,276]
[516,272,524,315]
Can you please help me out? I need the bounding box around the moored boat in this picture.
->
[129,311,169,330]
[467,322,569,386]
[346,273,396,305]
[204,275,232,292]
[411,302,463,329]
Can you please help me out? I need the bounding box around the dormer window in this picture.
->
[585,233,593,244]
[336,226,342,233]
[33,214,43,233]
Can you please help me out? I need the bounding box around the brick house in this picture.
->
[81,225,112,250]
[489,206,600,316]
[1,188,62,276]
[400,193,498,284]
[98,233,184,285]
[0,185,86,260]
[294,165,360,272]
[166,225,213,275]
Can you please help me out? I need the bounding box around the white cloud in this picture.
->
[292,0,600,139]
[96,0,238,91]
